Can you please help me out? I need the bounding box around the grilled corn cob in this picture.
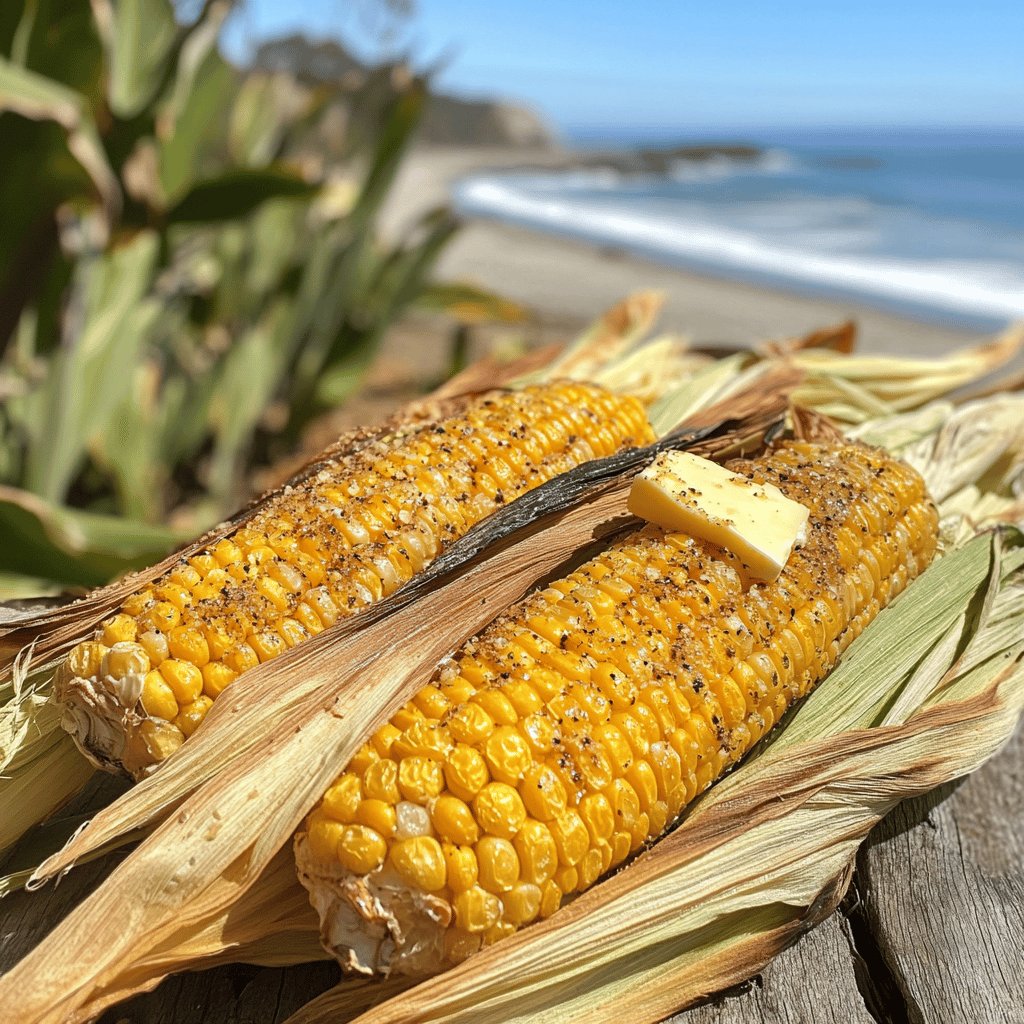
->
[295,440,938,975]
[55,383,654,778]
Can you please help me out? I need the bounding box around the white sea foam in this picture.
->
[454,176,1024,323]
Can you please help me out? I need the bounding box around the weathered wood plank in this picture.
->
[666,909,875,1024]
[855,723,1024,1024]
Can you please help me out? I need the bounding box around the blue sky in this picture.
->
[222,1,1024,137]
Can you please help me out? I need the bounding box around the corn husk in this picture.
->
[4,302,1024,1022]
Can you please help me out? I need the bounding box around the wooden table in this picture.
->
[2,725,1020,1024]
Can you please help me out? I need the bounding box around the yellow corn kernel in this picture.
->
[101,614,137,646]
[138,630,169,665]
[356,799,397,839]
[337,824,387,874]
[397,757,445,803]
[159,660,203,704]
[176,696,213,738]
[579,792,615,843]
[519,764,568,822]
[476,836,519,893]
[138,718,184,762]
[503,882,542,925]
[167,626,210,668]
[249,631,287,662]
[431,794,480,845]
[102,642,150,680]
[513,819,558,885]
[371,724,403,761]
[473,782,526,840]
[483,920,517,946]
[362,760,400,803]
[322,774,362,823]
[539,879,563,918]
[483,726,532,784]
[549,809,590,866]
[348,744,378,776]
[389,836,446,892]
[201,662,237,699]
[472,690,518,727]
[140,671,178,722]
[443,746,490,801]
[448,703,495,745]
[444,928,481,963]
[442,844,478,892]
[68,642,107,679]
[453,886,501,933]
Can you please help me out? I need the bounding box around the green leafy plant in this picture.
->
[0,0,457,595]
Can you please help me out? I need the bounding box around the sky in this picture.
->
[221,0,1024,139]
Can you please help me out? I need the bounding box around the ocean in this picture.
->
[452,128,1024,330]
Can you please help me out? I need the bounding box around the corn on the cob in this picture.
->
[55,383,653,778]
[295,440,938,975]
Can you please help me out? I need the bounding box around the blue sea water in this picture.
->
[453,128,1024,329]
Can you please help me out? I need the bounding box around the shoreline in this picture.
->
[384,146,991,357]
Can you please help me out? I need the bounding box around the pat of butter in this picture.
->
[627,450,809,582]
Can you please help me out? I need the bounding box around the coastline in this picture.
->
[384,146,990,357]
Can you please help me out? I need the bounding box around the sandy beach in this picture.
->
[383,146,989,357]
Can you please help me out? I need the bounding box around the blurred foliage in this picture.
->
[0,0,458,594]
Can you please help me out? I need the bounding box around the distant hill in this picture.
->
[253,35,557,149]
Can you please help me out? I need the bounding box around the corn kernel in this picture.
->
[442,844,478,892]
[337,824,387,874]
[519,765,568,822]
[539,879,563,918]
[472,689,518,726]
[444,928,481,963]
[140,671,178,721]
[431,794,479,845]
[168,626,210,668]
[356,799,397,838]
[101,614,137,646]
[483,726,532,784]
[322,774,362,822]
[397,757,444,803]
[453,886,501,933]
[444,745,489,801]
[389,836,446,891]
[476,836,519,893]
[102,642,150,679]
[138,719,184,762]
[448,703,495,745]
[503,882,542,925]
[579,792,615,843]
[138,630,169,665]
[549,809,589,866]
[159,660,203,703]
[362,760,400,803]
[513,819,558,885]
[473,782,526,839]
[68,642,107,679]
[176,696,213,738]
[201,662,237,699]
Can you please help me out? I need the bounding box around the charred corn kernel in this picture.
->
[101,614,137,646]
[176,696,213,738]
[398,757,445,803]
[298,442,938,974]
[476,836,519,893]
[102,643,150,680]
[390,837,446,892]
[519,765,568,821]
[363,760,400,803]
[67,642,107,679]
[159,660,203,704]
[432,794,480,845]
[201,662,237,698]
[140,671,178,721]
[443,844,478,892]
[56,386,650,777]
[322,775,362,822]
[444,746,489,801]
[453,887,501,933]
[514,820,558,885]
[336,825,387,874]
[473,783,527,839]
